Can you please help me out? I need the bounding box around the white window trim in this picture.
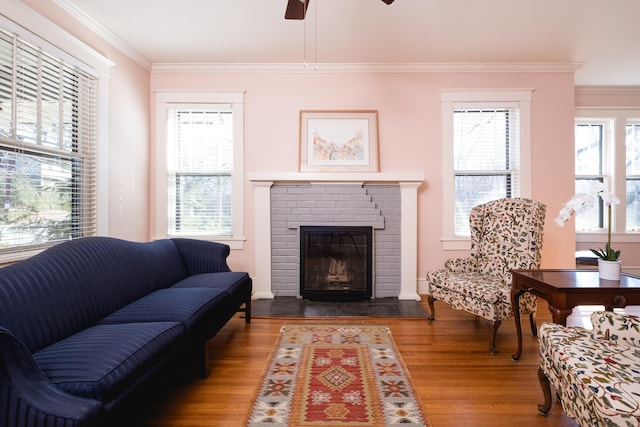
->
[1,0,112,262]
[154,91,245,249]
[440,89,533,250]
[575,107,640,243]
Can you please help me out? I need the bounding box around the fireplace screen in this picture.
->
[299,226,373,301]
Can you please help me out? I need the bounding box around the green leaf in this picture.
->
[590,245,620,261]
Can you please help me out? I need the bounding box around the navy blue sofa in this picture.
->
[0,236,252,427]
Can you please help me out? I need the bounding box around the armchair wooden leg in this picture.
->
[537,367,552,416]
[529,312,537,337]
[489,320,501,355]
[426,295,436,321]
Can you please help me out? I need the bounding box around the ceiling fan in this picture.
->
[285,0,395,20]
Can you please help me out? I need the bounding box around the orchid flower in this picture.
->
[554,182,621,261]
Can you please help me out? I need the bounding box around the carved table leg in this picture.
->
[537,366,552,416]
[511,288,526,360]
[548,305,573,326]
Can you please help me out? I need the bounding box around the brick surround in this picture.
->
[247,172,424,300]
[271,184,400,298]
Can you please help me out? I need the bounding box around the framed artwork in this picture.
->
[299,110,379,172]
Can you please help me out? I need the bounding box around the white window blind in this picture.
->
[0,27,97,254]
[626,122,640,231]
[453,106,521,235]
[167,107,233,235]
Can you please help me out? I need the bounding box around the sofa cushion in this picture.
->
[427,270,508,304]
[99,287,228,333]
[426,269,537,321]
[33,322,184,403]
[171,271,251,301]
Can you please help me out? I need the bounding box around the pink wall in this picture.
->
[16,2,639,282]
[151,71,578,276]
[20,0,152,242]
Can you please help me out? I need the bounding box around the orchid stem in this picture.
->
[607,204,612,255]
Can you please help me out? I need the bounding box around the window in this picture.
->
[574,121,608,231]
[441,90,532,249]
[154,92,244,248]
[0,24,99,257]
[168,108,232,235]
[574,111,640,238]
[452,108,520,235]
[627,122,640,231]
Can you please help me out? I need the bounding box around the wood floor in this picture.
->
[130,298,579,427]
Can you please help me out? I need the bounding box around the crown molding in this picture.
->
[18,1,591,80]
[576,85,640,96]
[151,62,582,75]
[52,0,151,71]
[2,0,114,74]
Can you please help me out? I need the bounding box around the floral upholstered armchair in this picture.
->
[538,311,640,427]
[425,198,546,354]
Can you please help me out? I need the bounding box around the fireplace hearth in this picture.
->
[300,226,373,301]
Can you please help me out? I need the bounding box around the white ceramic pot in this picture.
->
[598,259,622,281]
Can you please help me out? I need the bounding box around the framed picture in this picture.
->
[299,110,379,172]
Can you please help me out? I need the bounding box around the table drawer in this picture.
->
[523,286,547,299]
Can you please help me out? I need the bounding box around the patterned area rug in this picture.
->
[246,323,430,426]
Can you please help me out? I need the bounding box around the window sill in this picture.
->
[0,247,49,266]
[441,238,471,251]
[577,232,640,244]
[163,234,246,250]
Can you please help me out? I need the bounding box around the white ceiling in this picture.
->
[57,0,640,86]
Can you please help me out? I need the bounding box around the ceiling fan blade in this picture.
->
[285,0,310,20]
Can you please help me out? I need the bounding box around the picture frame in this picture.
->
[299,110,379,172]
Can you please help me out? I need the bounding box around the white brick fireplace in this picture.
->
[248,172,424,300]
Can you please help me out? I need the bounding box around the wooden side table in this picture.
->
[510,269,640,361]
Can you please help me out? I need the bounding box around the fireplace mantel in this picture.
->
[248,172,425,300]
[247,172,424,185]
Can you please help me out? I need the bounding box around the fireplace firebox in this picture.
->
[299,226,373,301]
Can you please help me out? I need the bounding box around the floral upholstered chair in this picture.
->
[538,311,640,426]
[425,198,546,354]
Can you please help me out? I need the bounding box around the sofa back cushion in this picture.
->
[591,311,640,347]
[0,237,189,352]
[171,238,231,275]
[139,239,190,289]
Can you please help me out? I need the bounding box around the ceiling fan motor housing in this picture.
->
[286,0,394,20]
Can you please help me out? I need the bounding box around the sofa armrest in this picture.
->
[444,257,477,273]
[171,238,232,275]
[590,310,640,347]
[0,327,103,427]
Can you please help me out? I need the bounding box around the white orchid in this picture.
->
[554,182,621,261]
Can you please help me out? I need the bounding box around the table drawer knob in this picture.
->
[526,287,545,297]
[613,295,627,307]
